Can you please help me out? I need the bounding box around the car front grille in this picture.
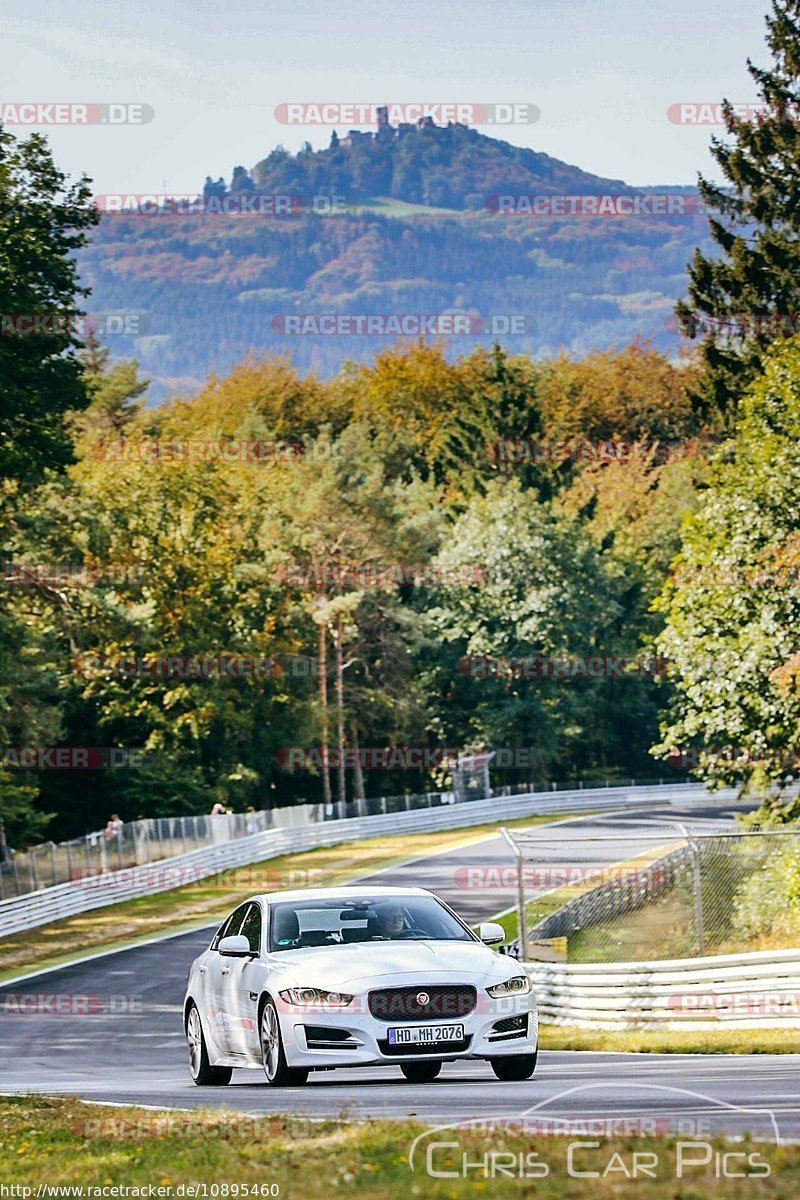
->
[368,984,476,1021]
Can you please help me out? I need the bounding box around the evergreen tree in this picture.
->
[0,126,98,483]
[677,1,800,424]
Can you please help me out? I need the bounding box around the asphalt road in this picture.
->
[2,800,797,1140]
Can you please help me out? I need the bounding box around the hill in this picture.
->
[77,119,707,400]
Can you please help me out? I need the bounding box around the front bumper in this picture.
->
[279,996,538,1068]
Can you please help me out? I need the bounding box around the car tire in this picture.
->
[400,1061,442,1083]
[490,1051,537,1081]
[186,1003,232,1086]
[260,999,309,1087]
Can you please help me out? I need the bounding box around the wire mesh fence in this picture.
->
[501,821,800,963]
[0,811,270,900]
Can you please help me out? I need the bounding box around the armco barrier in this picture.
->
[0,783,718,937]
[525,947,800,1028]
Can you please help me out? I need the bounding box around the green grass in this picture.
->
[539,1024,800,1054]
[0,811,589,981]
[0,1096,796,1199]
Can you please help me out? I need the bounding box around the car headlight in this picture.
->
[278,987,354,1007]
[486,975,532,998]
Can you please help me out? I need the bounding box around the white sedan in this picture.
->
[184,885,537,1086]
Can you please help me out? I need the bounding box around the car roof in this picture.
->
[244,885,433,904]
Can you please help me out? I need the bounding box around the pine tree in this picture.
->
[677,1,800,423]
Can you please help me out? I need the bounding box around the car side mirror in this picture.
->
[218,934,255,957]
[478,922,505,945]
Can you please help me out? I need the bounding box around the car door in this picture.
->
[206,902,251,1054]
[218,901,264,1059]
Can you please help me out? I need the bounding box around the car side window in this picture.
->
[211,903,250,950]
[239,903,262,954]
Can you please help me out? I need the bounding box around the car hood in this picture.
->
[268,939,509,989]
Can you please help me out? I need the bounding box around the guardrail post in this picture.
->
[50,842,57,886]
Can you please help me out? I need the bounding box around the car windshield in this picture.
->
[268,896,475,952]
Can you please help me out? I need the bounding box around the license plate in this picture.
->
[388,1023,465,1045]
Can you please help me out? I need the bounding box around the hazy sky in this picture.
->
[0,0,773,195]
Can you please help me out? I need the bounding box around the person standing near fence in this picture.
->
[103,814,123,841]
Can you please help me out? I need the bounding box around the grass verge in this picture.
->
[0,811,586,982]
[0,1096,796,1199]
[539,1024,800,1054]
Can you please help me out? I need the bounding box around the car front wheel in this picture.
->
[186,1004,232,1086]
[260,999,309,1087]
[400,1061,442,1083]
[490,1051,537,1081]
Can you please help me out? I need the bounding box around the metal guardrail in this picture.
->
[0,775,675,900]
[0,782,712,938]
[524,947,800,1028]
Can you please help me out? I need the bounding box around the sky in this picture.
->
[0,0,773,195]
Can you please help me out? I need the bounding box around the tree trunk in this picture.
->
[351,723,366,816]
[334,613,346,817]
[317,614,331,809]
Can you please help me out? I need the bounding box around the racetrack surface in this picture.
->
[2,800,798,1139]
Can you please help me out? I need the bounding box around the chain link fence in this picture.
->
[501,822,800,962]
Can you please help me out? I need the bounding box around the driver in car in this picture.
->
[375,904,407,938]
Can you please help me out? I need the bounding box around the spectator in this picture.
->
[104,813,123,842]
